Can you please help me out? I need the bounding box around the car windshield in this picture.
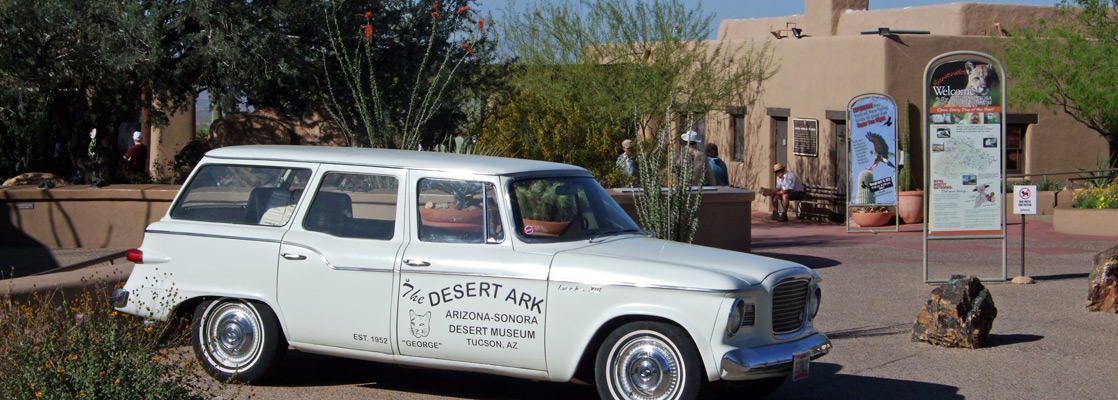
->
[510,176,641,242]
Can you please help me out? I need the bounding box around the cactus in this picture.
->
[857,170,876,204]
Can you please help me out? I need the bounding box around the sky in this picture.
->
[477,0,1060,38]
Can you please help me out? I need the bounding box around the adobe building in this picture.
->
[699,0,1108,212]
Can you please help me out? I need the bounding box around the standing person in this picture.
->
[767,163,804,221]
[679,131,715,186]
[122,131,147,172]
[705,143,729,186]
[615,139,638,184]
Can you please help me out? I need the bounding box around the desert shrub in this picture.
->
[1,276,217,399]
[1073,181,1118,209]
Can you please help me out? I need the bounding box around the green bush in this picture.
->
[1,276,218,399]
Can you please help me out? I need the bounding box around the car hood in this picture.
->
[549,236,812,291]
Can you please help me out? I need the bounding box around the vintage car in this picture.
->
[111,145,830,399]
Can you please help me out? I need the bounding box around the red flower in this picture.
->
[364,11,372,18]
[456,6,470,14]
[364,25,373,41]
[431,11,439,18]
[460,43,475,55]
[432,3,439,9]
[478,19,485,35]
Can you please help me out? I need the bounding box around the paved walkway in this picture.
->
[750,211,1118,399]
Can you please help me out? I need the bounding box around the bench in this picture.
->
[793,184,845,222]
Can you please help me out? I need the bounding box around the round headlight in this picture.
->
[727,299,745,336]
[809,287,822,320]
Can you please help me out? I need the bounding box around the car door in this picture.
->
[276,166,405,353]
[397,173,550,370]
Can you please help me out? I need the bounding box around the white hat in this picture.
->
[132,131,142,141]
[681,130,701,143]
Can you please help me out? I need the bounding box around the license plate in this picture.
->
[792,350,810,381]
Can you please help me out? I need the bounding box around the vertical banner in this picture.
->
[925,54,1005,237]
[848,94,898,206]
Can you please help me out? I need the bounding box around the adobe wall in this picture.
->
[2,185,755,253]
[1,185,178,249]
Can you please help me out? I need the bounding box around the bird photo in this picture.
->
[865,132,896,171]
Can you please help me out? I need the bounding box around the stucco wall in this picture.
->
[2,185,755,253]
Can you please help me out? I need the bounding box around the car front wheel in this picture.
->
[595,321,702,400]
[191,299,284,383]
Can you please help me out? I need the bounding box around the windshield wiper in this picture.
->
[590,228,643,242]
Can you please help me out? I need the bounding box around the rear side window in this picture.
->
[170,165,312,226]
[304,172,399,240]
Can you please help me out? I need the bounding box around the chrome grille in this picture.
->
[771,279,809,334]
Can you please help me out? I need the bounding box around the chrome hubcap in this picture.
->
[205,302,262,370]
[611,333,681,400]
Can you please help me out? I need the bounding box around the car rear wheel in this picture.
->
[191,299,284,383]
[595,321,702,400]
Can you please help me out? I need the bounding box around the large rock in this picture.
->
[1086,245,1118,313]
[2,172,68,187]
[911,275,997,349]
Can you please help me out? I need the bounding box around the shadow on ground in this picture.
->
[771,362,962,400]
[254,351,964,400]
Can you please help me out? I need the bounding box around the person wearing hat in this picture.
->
[615,139,637,183]
[122,131,147,173]
[679,131,716,186]
[768,163,804,221]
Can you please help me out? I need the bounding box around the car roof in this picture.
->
[204,145,589,176]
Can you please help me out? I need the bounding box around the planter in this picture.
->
[521,219,571,237]
[419,208,483,230]
[1053,208,1118,237]
[851,211,894,227]
[898,190,925,224]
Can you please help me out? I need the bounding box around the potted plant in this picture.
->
[897,100,925,224]
[513,180,579,235]
[850,205,895,227]
[419,180,484,229]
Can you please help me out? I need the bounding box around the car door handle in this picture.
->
[281,253,307,260]
[404,259,430,267]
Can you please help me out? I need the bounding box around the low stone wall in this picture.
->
[2,184,178,249]
[1053,208,1118,237]
[608,187,755,253]
[3,184,755,253]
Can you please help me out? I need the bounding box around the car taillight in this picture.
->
[126,249,143,263]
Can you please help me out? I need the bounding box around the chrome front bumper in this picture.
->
[720,333,832,380]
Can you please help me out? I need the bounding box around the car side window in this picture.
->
[417,179,501,244]
[304,172,398,240]
[170,164,311,226]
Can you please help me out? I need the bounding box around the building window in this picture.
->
[732,114,745,161]
[1006,124,1025,173]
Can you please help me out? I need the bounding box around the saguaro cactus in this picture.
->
[857,170,876,204]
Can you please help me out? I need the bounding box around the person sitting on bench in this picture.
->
[767,163,804,222]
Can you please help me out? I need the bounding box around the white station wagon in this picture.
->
[112,145,830,399]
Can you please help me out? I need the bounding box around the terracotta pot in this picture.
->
[521,219,571,236]
[419,208,483,230]
[851,211,894,227]
[898,190,925,224]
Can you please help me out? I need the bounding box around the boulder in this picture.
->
[2,172,68,187]
[1086,245,1118,313]
[911,275,997,349]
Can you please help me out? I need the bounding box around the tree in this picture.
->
[492,0,776,242]
[0,0,332,182]
[319,0,500,150]
[1002,0,1118,167]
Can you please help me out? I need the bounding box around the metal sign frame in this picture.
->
[922,51,1008,283]
[846,93,899,233]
